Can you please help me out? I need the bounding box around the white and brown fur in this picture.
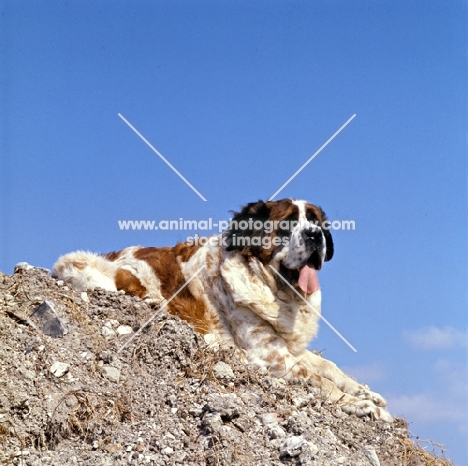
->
[53,199,392,422]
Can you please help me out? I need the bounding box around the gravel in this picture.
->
[0,265,453,465]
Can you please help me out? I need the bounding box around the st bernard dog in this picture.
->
[53,199,392,422]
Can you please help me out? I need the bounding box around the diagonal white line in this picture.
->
[117,264,206,353]
[268,265,357,352]
[118,113,207,202]
[269,114,356,201]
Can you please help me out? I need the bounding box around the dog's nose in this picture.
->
[303,228,321,244]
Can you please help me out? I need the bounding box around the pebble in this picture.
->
[279,436,307,457]
[14,262,34,272]
[80,292,89,303]
[101,326,116,339]
[268,425,286,439]
[204,333,216,345]
[259,412,280,425]
[212,361,235,379]
[161,446,174,455]
[31,301,69,338]
[363,446,381,466]
[102,365,120,383]
[173,451,187,462]
[116,325,133,336]
[50,362,69,378]
[308,442,319,456]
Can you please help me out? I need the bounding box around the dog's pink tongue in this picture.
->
[298,264,319,295]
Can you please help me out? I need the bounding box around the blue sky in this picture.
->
[1,1,467,463]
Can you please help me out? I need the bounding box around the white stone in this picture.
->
[102,365,120,383]
[204,333,216,344]
[268,425,286,439]
[279,436,307,457]
[161,447,173,456]
[14,262,34,272]
[50,362,69,378]
[259,412,280,425]
[80,292,89,303]
[173,451,187,462]
[212,361,234,379]
[101,326,116,339]
[116,325,133,336]
[307,442,319,456]
[363,447,381,466]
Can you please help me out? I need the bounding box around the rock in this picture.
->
[161,446,173,456]
[268,424,286,439]
[50,362,69,377]
[279,435,307,458]
[363,446,381,466]
[30,301,69,338]
[173,451,187,462]
[102,365,120,383]
[258,412,280,425]
[14,262,50,274]
[116,325,133,336]
[308,442,319,456]
[203,393,243,421]
[101,326,116,339]
[203,333,219,350]
[14,262,34,272]
[80,292,89,303]
[212,361,234,379]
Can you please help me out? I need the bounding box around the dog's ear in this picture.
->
[318,208,334,261]
[223,200,271,256]
[323,227,334,261]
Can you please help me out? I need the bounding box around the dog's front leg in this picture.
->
[299,350,393,422]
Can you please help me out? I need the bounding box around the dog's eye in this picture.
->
[276,215,297,236]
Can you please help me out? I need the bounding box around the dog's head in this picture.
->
[223,199,333,295]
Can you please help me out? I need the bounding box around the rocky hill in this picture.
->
[0,265,453,466]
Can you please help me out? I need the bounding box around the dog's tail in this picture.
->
[52,251,118,292]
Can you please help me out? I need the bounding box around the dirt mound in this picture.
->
[0,266,453,465]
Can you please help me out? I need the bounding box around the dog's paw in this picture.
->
[354,384,388,408]
[144,296,165,306]
[341,398,393,423]
[319,378,393,422]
